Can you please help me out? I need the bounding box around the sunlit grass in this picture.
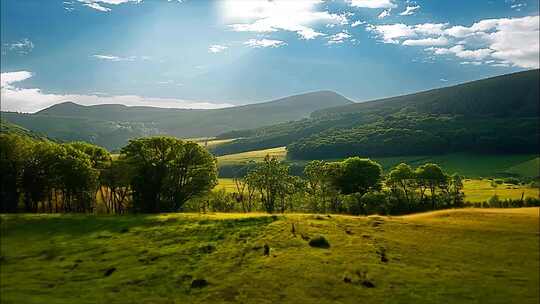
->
[217,147,287,166]
[1,208,538,303]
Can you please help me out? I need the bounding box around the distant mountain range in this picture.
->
[1,91,353,150]
[212,69,539,159]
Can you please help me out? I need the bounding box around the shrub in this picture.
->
[309,235,330,248]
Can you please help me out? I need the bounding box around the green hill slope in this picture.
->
[1,91,352,150]
[1,209,538,304]
[212,70,539,158]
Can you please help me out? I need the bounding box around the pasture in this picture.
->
[1,208,538,303]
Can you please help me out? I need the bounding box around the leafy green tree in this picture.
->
[0,134,32,212]
[386,163,416,207]
[331,157,383,196]
[449,174,464,207]
[121,137,217,213]
[68,141,111,168]
[415,163,448,209]
[246,155,295,213]
[99,159,132,214]
[56,145,99,212]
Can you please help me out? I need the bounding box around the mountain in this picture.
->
[211,69,540,158]
[1,91,353,150]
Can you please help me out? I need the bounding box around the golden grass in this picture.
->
[217,147,287,166]
[462,179,539,202]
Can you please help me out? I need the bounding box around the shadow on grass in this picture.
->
[0,214,280,238]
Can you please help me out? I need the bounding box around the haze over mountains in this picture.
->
[1,91,353,150]
[2,70,538,156]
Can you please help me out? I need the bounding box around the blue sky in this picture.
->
[1,0,539,112]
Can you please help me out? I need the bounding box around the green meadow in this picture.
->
[1,208,538,304]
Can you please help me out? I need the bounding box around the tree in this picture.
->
[386,163,416,208]
[68,142,111,169]
[55,145,99,212]
[415,163,448,209]
[331,157,383,196]
[449,174,464,207]
[304,160,341,213]
[99,159,132,214]
[121,137,217,213]
[246,155,294,213]
[0,134,32,212]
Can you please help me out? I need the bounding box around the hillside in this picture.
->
[1,91,352,150]
[212,70,540,158]
[0,120,50,141]
[1,208,538,304]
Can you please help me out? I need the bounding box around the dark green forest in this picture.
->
[212,69,540,159]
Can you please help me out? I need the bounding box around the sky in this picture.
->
[1,0,539,113]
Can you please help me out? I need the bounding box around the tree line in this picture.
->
[0,134,216,214]
[2,134,538,215]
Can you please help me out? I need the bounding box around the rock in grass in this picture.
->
[308,235,330,249]
[361,280,375,288]
[104,267,116,277]
[191,279,208,288]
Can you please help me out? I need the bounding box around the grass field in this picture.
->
[216,148,539,178]
[215,178,539,202]
[463,179,539,202]
[217,147,287,166]
[1,208,538,303]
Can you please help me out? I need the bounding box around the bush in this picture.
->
[308,235,330,248]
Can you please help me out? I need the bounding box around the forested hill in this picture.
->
[1,91,352,150]
[212,69,540,158]
[313,69,539,119]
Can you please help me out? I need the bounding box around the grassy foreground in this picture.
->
[1,208,539,304]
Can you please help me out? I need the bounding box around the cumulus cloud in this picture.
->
[244,39,286,48]
[327,31,352,44]
[348,0,396,9]
[222,0,348,40]
[209,45,228,53]
[399,5,420,16]
[403,36,448,46]
[1,71,232,113]
[367,15,539,68]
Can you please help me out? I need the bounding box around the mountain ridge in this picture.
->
[2,90,353,150]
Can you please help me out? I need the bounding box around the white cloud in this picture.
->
[209,45,228,53]
[327,31,352,44]
[3,38,34,55]
[403,36,448,46]
[378,9,391,19]
[222,0,347,40]
[244,39,286,48]
[77,0,142,12]
[1,71,33,88]
[349,0,396,9]
[1,71,232,113]
[351,20,366,27]
[368,15,539,68]
[399,5,419,16]
[92,54,143,61]
[366,23,417,43]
